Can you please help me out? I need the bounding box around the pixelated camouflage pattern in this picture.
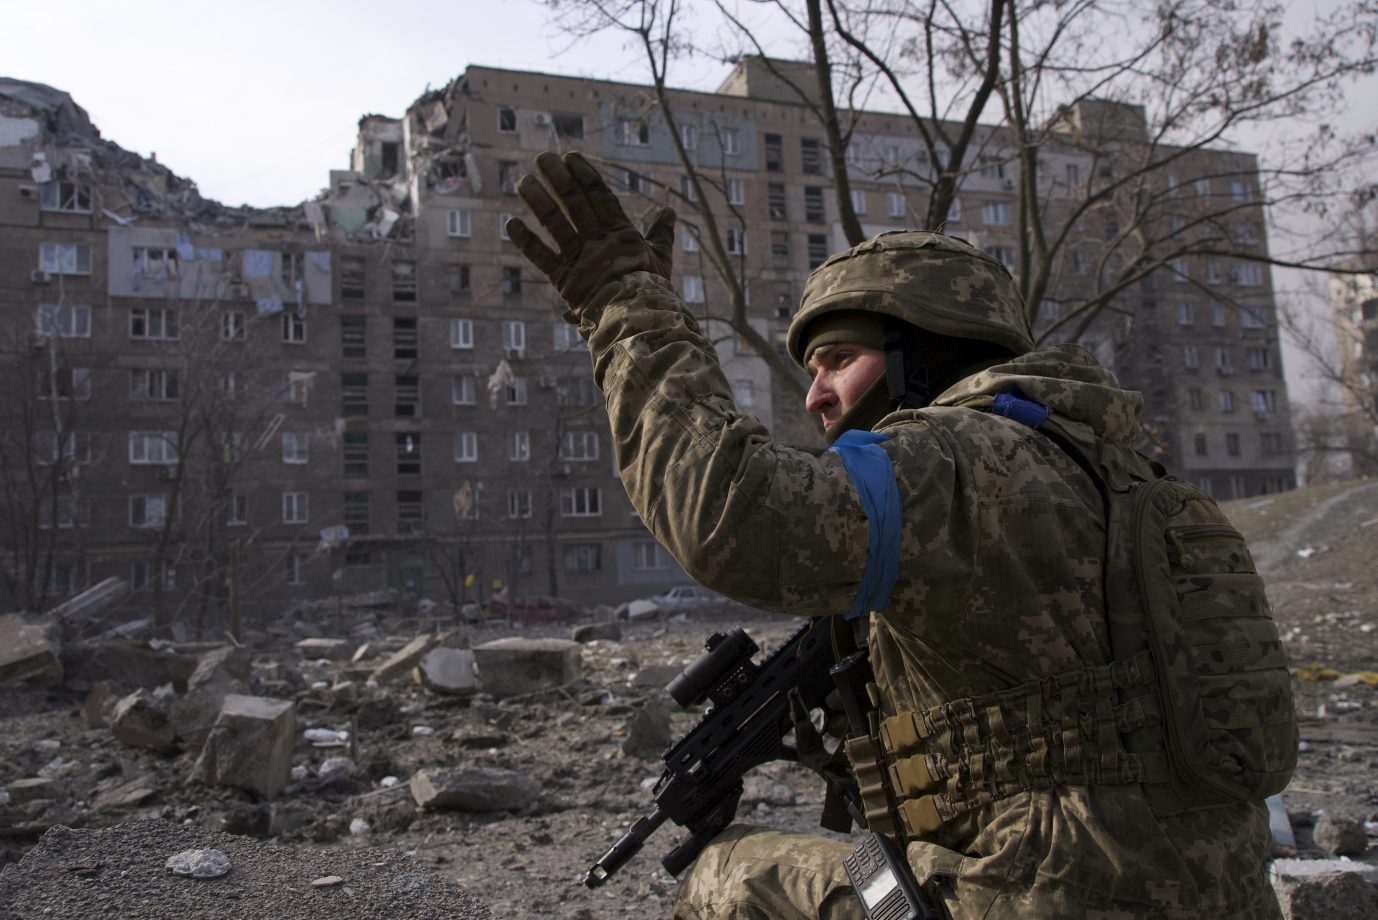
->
[579,272,1282,918]
[787,231,1036,365]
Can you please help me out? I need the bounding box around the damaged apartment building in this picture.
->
[0,64,1297,628]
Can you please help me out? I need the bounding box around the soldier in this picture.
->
[507,152,1290,919]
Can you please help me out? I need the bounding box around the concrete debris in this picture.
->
[742,773,797,808]
[351,642,376,664]
[304,727,349,745]
[371,634,437,684]
[111,689,177,752]
[313,874,345,887]
[472,638,582,698]
[0,613,63,687]
[45,576,129,623]
[1267,794,1296,856]
[417,647,477,695]
[572,622,622,643]
[295,638,354,661]
[165,848,232,879]
[91,777,158,810]
[191,695,296,797]
[82,680,115,728]
[318,756,353,785]
[630,663,682,690]
[408,767,538,813]
[620,700,672,759]
[5,778,61,805]
[64,640,197,693]
[187,646,251,691]
[349,817,371,836]
[1272,860,1378,919]
[1312,812,1369,856]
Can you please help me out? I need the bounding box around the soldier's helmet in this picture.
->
[786,230,1034,367]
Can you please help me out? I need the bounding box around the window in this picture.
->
[505,377,528,406]
[129,494,168,529]
[343,492,370,532]
[554,112,584,138]
[732,380,755,407]
[1219,389,1235,413]
[511,430,530,462]
[1236,263,1263,286]
[558,376,598,406]
[448,209,471,238]
[850,189,867,215]
[281,313,306,344]
[564,544,601,574]
[502,266,522,295]
[888,192,905,219]
[726,178,744,206]
[131,307,179,340]
[497,106,517,132]
[1241,307,1266,329]
[35,304,90,338]
[455,431,478,462]
[502,320,526,357]
[1176,302,1195,326]
[807,234,829,269]
[39,242,92,275]
[801,138,822,175]
[1065,163,1081,191]
[223,310,247,342]
[1247,347,1273,371]
[979,158,1006,180]
[508,489,533,519]
[553,323,585,353]
[130,368,180,401]
[726,228,746,255]
[282,431,309,464]
[1214,346,1232,372]
[1226,432,1241,456]
[286,552,308,586]
[40,181,91,212]
[721,128,740,156]
[340,315,365,358]
[129,559,175,592]
[38,493,82,530]
[1205,261,1222,285]
[388,374,418,418]
[341,255,365,298]
[1251,389,1277,414]
[39,366,91,400]
[771,231,790,265]
[343,432,369,476]
[397,491,424,533]
[1210,304,1226,328]
[283,492,309,525]
[621,118,650,146]
[393,317,418,358]
[634,541,673,570]
[768,183,787,221]
[392,261,417,302]
[683,223,699,252]
[285,372,312,405]
[947,197,962,224]
[1229,180,1250,203]
[499,161,518,195]
[981,201,1012,225]
[129,431,178,465]
[280,252,302,288]
[684,276,705,303]
[764,133,783,172]
[804,186,825,223]
[1233,224,1258,246]
[450,264,471,294]
[132,246,179,281]
[1071,252,1086,275]
[498,211,516,241]
[1195,178,1211,197]
[1260,432,1284,456]
[35,431,91,466]
[396,432,422,475]
[560,487,602,517]
[679,174,697,203]
[1194,433,1208,456]
[680,123,698,151]
[1187,387,1203,411]
[449,318,474,350]
[985,246,1015,269]
[452,374,476,405]
[1183,345,1199,369]
[227,493,249,526]
[562,430,600,461]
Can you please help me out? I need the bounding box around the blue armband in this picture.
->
[826,430,903,620]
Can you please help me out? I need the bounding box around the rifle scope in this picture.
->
[666,628,759,709]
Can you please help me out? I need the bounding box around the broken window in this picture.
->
[286,372,313,405]
[801,138,822,175]
[393,318,418,359]
[771,231,790,266]
[341,315,366,359]
[764,133,783,173]
[342,372,369,417]
[774,283,793,319]
[726,228,746,255]
[227,493,249,526]
[508,489,533,519]
[391,261,417,302]
[807,234,829,269]
[553,113,584,138]
[40,181,91,213]
[341,255,365,298]
[35,304,90,338]
[397,490,424,533]
[39,242,92,275]
[131,307,179,340]
[505,377,528,406]
[130,368,180,401]
[621,119,650,146]
[394,374,421,418]
[500,161,518,194]
[281,313,306,343]
[281,252,302,287]
[129,494,168,529]
[563,544,601,574]
[380,142,400,177]
[222,311,247,342]
[396,433,422,475]
[133,246,179,281]
[502,266,522,296]
[768,183,787,221]
[502,320,526,358]
[34,431,92,466]
[804,187,825,223]
[344,492,370,532]
[343,432,369,476]
[450,264,471,294]
[497,106,517,133]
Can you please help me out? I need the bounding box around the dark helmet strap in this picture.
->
[883,317,930,409]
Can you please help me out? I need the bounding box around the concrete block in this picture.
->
[191,695,296,797]
[572,622,622,643]
[1272,860,1378,919]
[5,777,62,804]
[295,638,353,661]
[417,648,476,695]
[111,689,176,752]
[371,634,436,684]
[472,638,582,699]
[409,766,537,812]
[63,640,196,692]
[621,700,672,758]
[187,646,251,691]
[1313,813,1369,856]
[0,614,63,687]
[82,680,114,729]
[46,577,128,623]
[169,679,247,746]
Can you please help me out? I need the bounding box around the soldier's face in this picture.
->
[804,343,887,432]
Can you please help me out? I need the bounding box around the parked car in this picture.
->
[652,585,720,610]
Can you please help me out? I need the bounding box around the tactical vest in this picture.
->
[845,403,1299,842]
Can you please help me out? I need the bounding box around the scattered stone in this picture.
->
[349,817,370,836]
[191,695,296,797]
[313,874,344,887]
[417,647,477,695]
[5,778,61,805]
[1314,812,1369,856]
[412,725,435,737]
[1272,861,1378,919]
[187,646,251,692]
[45,576,129,623]
[451,730,511,749]
[304,727,349,745]
[111,689,177,752]
[296,638,354,661]
[317,756,353,784]
[409,767,538,812]
[572,622,622,643]
[268,802,314,837]
[82,680,115,729]
[0,613,63,687]
[91,777,158,810]
[351,642,375,664]
[630,663,682,690]
[64,640,197,693]
[472,638,582,698]
[621,700,672,758]
[371,634,437,684]
[165,848,231,879]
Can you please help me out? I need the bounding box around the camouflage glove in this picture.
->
[505,152,675,323]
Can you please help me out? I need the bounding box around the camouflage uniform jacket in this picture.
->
[582,272,1280,918]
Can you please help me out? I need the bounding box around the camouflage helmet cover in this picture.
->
[786,230,1035,367]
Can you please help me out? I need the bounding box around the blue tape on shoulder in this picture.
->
[826,430,902,620]
[991,393,1051,429]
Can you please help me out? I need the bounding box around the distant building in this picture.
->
[1327,261,1378,477]
[0,63,1297,627]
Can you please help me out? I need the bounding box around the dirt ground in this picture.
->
[1,478,1375,918]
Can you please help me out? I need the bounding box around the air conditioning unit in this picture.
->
[532,112,553,127]
[31,270,52,283]
[504,347,524,360]
[1002,178,1015,190]
[18,184,37,198]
